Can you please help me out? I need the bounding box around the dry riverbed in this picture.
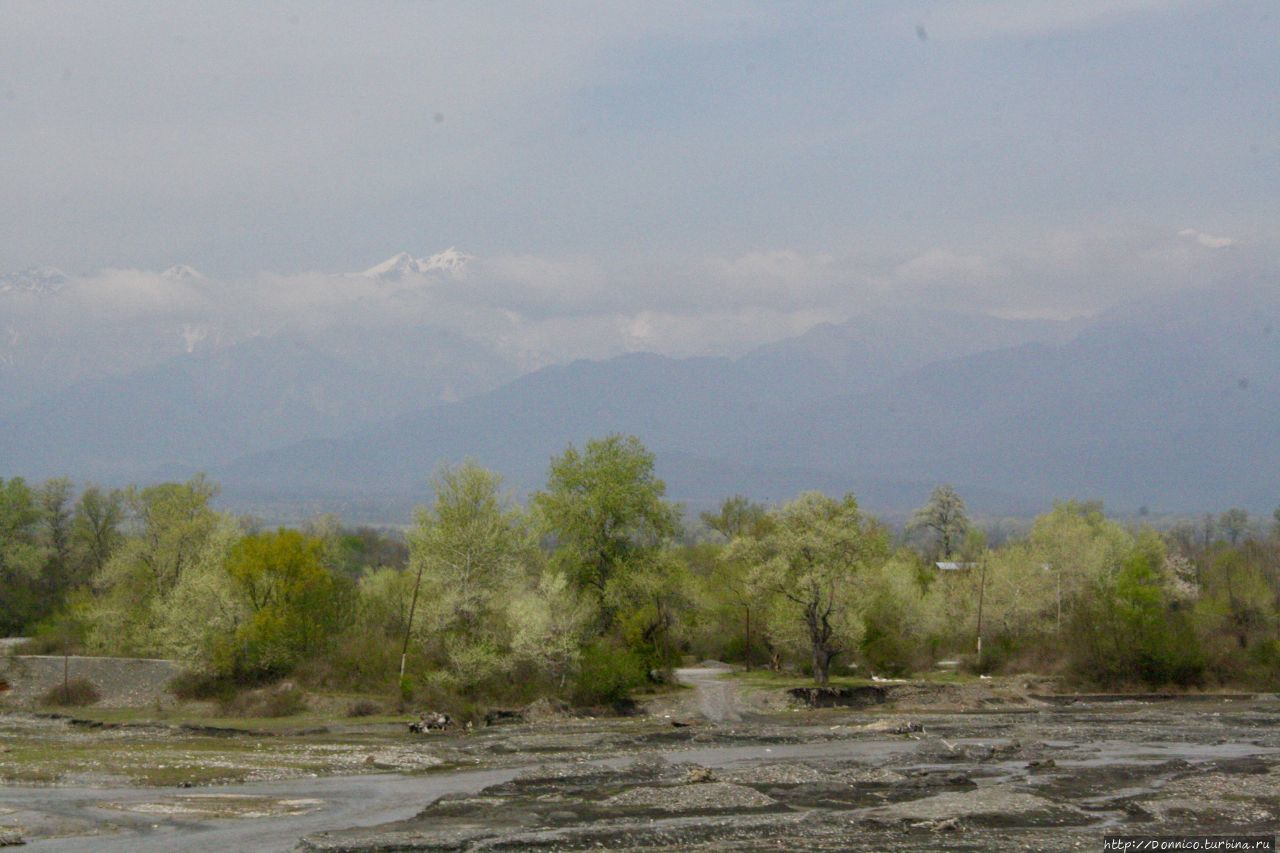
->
[1,674,1278,850]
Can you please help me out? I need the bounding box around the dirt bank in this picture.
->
[0,656,181,709]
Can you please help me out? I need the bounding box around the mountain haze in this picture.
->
[212,285,1278,515]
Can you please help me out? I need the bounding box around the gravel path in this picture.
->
[674,664,742,723]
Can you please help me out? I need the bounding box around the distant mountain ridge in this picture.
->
[210,284,1279,515]
[3,281,1275,516]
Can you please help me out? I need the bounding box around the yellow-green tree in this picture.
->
[221,529,344,677]
[727,492,888,685]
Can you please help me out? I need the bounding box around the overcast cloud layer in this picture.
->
[1,0,1277,363]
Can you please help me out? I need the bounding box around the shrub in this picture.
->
[346,699,382,718]
[215,683,308,718]
[571,640,649,706]
[259,685,308,717]
[41,677,101,707]
[1067,550,1205,688]
[169,669,239,702]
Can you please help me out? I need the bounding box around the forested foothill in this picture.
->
[3,435,1279,716]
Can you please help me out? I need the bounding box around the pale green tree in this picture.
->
[509,568,596,686]
[727,492,888,685]
[909,485,970,559]
[859,553,933,675]
[36,478,75,599]
[157,513,246,665]
[88,475,220,654]
[409,462,533,690]
[1028,500,1132,633]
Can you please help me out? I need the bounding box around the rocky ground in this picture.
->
[302,694,1280,851]
[0,669,1277,850]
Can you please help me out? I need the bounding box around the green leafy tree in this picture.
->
[36,478,75,604]
[707,540,776,668]
[156,514,246,666]
[727,492,888,685]
[71,485,124,580]
[533,435,679,626]
[0,477,48,635]
[1029,500,1131,633]
[1069,536,1203,686]
[701,495,769,541]
[1195,549,1276,664]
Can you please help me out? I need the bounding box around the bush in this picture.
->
[571,640,649,706]
[169,669,240,702]
[346,699,382,718]
[259,685,308,717]
[295,629,400,693]
[861,618,922,677]
[41,677,101,707]
[1067,551,1205,688]
[215,683,309,718]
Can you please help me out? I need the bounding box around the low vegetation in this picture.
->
[4,437,1280,715]
[40,676,101,707]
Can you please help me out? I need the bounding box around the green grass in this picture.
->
[0,700,427,787]
[34,703,414,732]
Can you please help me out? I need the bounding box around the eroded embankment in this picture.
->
[0,655,181,708]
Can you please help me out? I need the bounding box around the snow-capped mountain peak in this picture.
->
[361,248,472,280]
[0,266,69,295]
[161,264,206,281]
[419,247,471,274]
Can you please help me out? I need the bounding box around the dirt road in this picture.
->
[673,663,742,723]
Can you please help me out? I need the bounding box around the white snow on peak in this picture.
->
[420,247,472,274]
[0,266,69,295]
[361,248,472,279]
[161,264,206,281]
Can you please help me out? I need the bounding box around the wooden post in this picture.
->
[400,561,426,682]
[975,553,988,667]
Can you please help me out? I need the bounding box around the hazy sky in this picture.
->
[2,0,1277,358]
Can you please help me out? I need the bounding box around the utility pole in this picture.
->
[400,559,426,682]
[975,552,989,667]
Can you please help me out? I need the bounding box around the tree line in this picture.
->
[3,435,1279,710]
